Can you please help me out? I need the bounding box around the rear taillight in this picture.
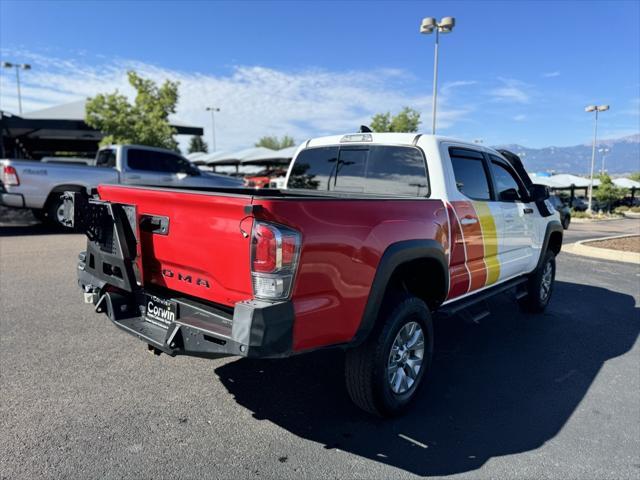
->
[1,166,19,186]
[250,221,301,300]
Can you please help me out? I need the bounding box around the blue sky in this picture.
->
[1,0,638,150]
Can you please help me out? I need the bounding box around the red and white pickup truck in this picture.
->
[68,132,563,416]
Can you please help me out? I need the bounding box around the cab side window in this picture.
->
[489,156,526,202]
[449,148,491,201]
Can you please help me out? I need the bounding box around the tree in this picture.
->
[86,71,179,150]
[370,107,421,133]
[629,172,640,182]
[188,135,208,154]
[594,174,624,212]
[255,135,295,150]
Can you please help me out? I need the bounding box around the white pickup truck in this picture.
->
[0,144,243,227]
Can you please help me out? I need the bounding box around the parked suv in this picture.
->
[68,133,562,417]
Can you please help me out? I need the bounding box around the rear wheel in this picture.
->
[45,193,73,230]
[345,295,433,417]
[519,250,556,313]
[562,215,570,230]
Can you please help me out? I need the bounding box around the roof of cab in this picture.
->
[304,132,502,155]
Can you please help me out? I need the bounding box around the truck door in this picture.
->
[486,155,535,278]
[121,148,175,186]
[447,147,501,295]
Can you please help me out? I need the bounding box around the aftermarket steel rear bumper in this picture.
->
[78,262,295,359]
[67,191,295,359]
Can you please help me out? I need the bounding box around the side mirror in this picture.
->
[499,188,520,202]
[529,184,550,202]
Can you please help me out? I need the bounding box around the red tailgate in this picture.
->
[98,185,253,307]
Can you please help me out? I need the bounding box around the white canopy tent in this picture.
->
[547,174,601,188]
[241,145,300,166]
[528,174,566,189]
[613,178,640,189]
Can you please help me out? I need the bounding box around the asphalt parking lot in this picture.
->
[1,219,638,479]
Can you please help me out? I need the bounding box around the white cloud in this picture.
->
[441,80,478,95]
[489,77,532,104]
[0,49,471,152]
[513,114,527,121]
[542,71,561,78]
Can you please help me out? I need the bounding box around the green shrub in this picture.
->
[571,210,590,218]
[630,206,640,213]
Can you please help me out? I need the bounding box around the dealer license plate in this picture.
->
[145,295,178,328]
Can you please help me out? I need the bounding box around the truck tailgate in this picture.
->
[98,185,253,307]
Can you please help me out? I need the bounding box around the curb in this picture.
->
[563,234,640,264]
[623,212,640,219]
[571,216,624,223]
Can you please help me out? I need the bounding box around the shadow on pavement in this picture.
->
[215,281,639,476]
[0,223,72,237]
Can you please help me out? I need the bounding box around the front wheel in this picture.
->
[519,250,556,313]
[345,296,433,417]
[562,215,571,230]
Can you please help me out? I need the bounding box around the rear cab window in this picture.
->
[287,145,429,197]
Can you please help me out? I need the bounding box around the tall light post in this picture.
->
[2,62,31,115]
[599,146,610,175]
[585,104,609,214]
[205,106,220,151]
[420,16,455,135]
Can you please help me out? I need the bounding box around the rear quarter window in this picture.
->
[449,148,492,200]
[287,145,429,197]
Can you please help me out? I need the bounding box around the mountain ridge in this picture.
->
[494,133,640,174]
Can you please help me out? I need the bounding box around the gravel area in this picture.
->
[586,235,640,253]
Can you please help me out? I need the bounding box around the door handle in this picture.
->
[460,216,478,225]
[523,208,534,214]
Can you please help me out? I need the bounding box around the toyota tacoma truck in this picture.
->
[0,144,242,228]
[67,132,562,417]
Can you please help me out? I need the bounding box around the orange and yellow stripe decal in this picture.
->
[473,201,500,286]
[446,201,501,300]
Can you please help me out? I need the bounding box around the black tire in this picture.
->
[45,193,73,230]
[345,295,433,417]
[562,215,570,230]
[519,250,556,313]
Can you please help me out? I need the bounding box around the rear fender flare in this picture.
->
[350,239,448,347]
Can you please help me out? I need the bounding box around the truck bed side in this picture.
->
[1,159,118,209]
[258,198,449,350]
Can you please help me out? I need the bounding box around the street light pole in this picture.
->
[431,28,439,135]
[2,62,31,115]
[205,106,220,152]
[585,104,609,214]
[420,16,455,135]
